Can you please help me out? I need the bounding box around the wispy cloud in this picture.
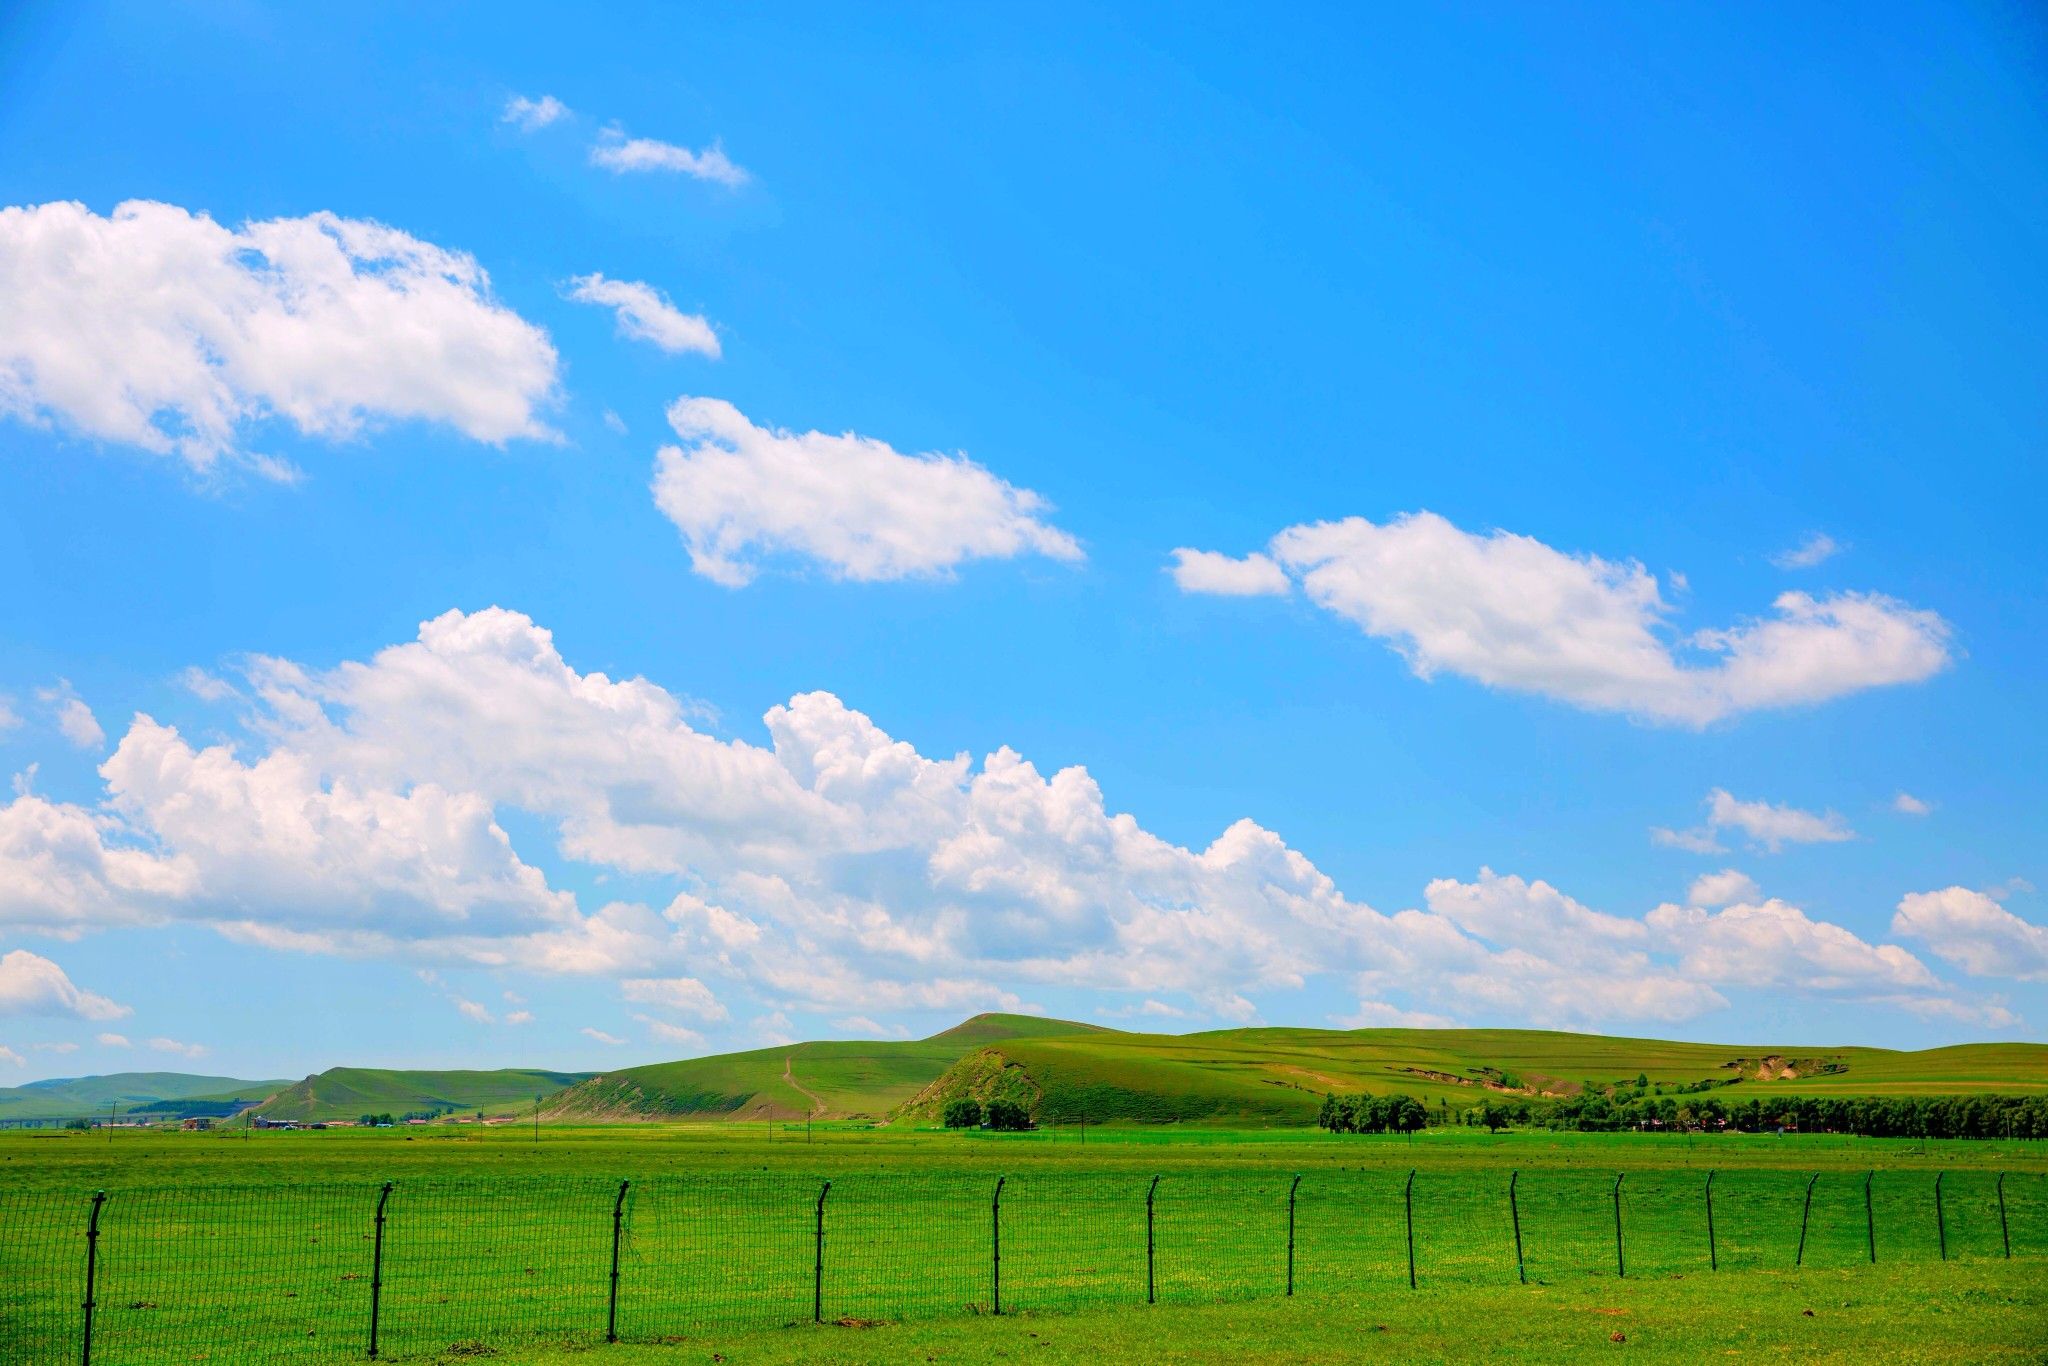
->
[1771,532,1843,570]
[502,94,569,132]
[591,130,748,186]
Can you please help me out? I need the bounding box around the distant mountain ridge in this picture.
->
[253,1067,591,1122]
[0,1073,289,1122]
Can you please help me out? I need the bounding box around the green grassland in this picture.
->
[0,1072,290,1122]
[545,1014,2048,1127]
[4,1124,2043,1364]
[254,1067,589,1122]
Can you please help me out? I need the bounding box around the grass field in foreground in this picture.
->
[481,1264,2048,1365]
[3,1126,2044,1363]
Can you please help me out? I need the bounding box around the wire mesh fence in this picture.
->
[1,1167,2040,1363]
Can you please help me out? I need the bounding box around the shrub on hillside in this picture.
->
[942,1097,984,1129]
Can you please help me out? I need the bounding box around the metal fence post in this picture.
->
[1705,1171,1717,1272]
[1403,1170,1416,1290]
[1934,1172,1947,1262]
[1285,1174,1301,1296]
[813,1181,831,1324]
[1509,1170,1525,1285]
[1145,1176,1160,1305]
[1612,1174,1625,1279]
[991,1176,1005,1315]
[1996,1173,2010,1259]
[80,1190,106,1366]
[1795,1174,1819,1267]
[1864,1171,1876,1264]
[367,1182,392,1360]
[607,1180,629,1343]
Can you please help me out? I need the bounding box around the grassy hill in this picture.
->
[0,1073,289,1122]
[254,1067,590,1123]
[899,1027,2048,1126]
[547,1013,1104,1121]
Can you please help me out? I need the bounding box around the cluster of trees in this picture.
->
[1531,1091,2048,1139]
[941,1097,1032,1131]
[1318,1092,1429,1134]
[357,1113,397,1127]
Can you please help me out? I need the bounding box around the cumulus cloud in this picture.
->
[1182,512,1948,725]
[0,1045,21,1068]
[0,200,559,475]
[502,94,569,131]
[96,1032,130,1047]
[37,682,104,750]
[1168,549,1290,597]
[1892,791,1933,816]
[1646,897,1937,993]
[581,1027,626,1046]
[652,398,1082,586]
[1655,789,1855,855]
[0,695,18,732]
[591,131,748,186]
[1892,887,2048,982]
[1686,869,1761,908]
[564,274,719,357]
[1770,532,1843,570]
[634,1014,704,1047]
[0,949,130,1020]
[1336,999,1460,1029]
[0,608,1987,1033]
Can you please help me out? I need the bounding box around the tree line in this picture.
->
[1320,1088,2048,1140]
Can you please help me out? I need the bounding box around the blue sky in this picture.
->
[1,3,2044,1082]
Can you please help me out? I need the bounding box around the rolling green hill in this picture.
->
[547,1013,1105,1121]
[0,1073,289,1122]
[900,1027,2048,1126]
[253,1067,590,1123]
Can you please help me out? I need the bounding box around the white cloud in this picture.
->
[564,274,719,357]
[504,1010,533,1025]
[179,668,241,702]
[1656,789,1855,855]
[1892,791,1933,816]
[1878,994,2019,1029]
[1646,897,1937,992]
[1168,549,1290,597]
[831,1015,908,1039]
[591,131,748,186]
[1687,869,1760,908]
[502,94,569,131]
[0,695,18,732]
[0,949,130,1020]
[620,976,727,1020]
[652,398,1082,586]
[632,1013,704,1047]
[1184,511,1947,725]
[1892,887,2048,981]
[1651,825,1726,854]
[581,1027,625,1046]
[96,1031,130,1047]
[0,608,1991,1035]
[0,200,559,476]
[146,1036,205,1059]
[453,997,495,1024]
[0,1045,21,1068]
[1770,532,1843,570]
[38,682,104,750]
[1336,1000,1459,1029]
[34,1040,79,1053]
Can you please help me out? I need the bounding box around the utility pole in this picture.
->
[533,1095,541,1143]
[108,1099,116,1143]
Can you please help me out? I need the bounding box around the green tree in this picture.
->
[984,1099,1031,1131]
[941,1097,984,1129]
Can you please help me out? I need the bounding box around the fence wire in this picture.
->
[1,1167,2040,1362]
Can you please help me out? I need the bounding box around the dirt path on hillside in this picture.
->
[783,1056,826,1117]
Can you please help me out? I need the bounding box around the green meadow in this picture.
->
[3,1122,2044,1364]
